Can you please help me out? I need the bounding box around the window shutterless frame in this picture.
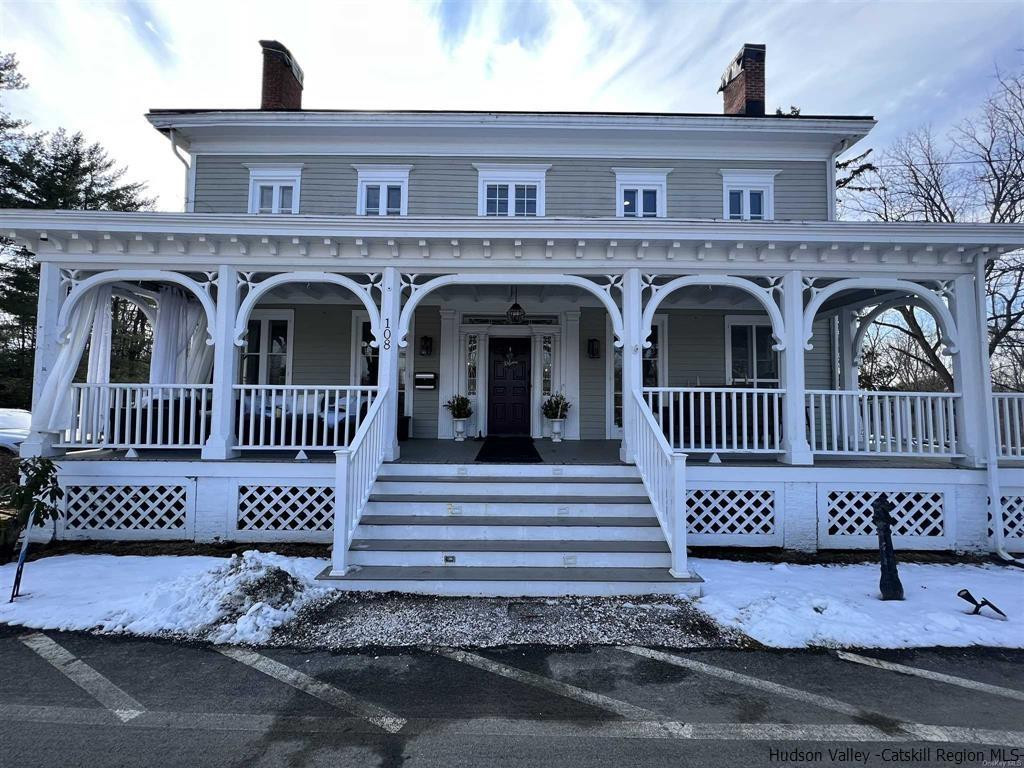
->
[474,163,549,217]
[724,315,780,387]
[613,169,671,218]
[245,164,303,214]
[720,169,779,221]
[353,164,412,216]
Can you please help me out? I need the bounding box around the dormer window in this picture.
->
[474,163,549,217]
[614,169,671,218]
[721,169,779,220]
[354,165,412,216]
[246,164,303,214]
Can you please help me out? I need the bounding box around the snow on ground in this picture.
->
[0,552,1020,648]
[692,558,1023,649]
[0,552,329,645]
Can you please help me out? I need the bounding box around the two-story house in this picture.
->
[5,41,1024,595]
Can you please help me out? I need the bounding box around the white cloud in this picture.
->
[2,0,1020,210]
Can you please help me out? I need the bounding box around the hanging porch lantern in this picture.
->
[505,286,526,324]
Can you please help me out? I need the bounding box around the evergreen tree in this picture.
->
[0,51,154,408]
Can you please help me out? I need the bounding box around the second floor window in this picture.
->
[246,164,303,214]
[475,163,549,217]
[720,169,778,221]
[615,169,670,218]
[354,165,412,216]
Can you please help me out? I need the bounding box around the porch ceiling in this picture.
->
[4,211,1022,275]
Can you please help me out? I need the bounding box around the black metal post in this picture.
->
[873,496,904,601]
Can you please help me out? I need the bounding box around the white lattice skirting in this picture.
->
[993,492,1024,545]
[686,486,781,546]
[62,483,192,540]
[819,487,950,550]
[235,484,334,542]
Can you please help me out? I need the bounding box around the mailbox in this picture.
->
[414,372,438,390]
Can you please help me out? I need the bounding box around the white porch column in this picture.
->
[619,269,642,464]
[202,265,239,461]
[780,270,813,465]
[377,267,401,461]
[563,310,581,440]
[437,308,458,439]
[837,308,858,389]
[950,273,986,467]
[21,262,65,458]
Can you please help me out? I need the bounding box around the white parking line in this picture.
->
[2,702,1024,746]
[837,651,1024,702]
[623,646,869,720]
[432,647,687,736]
[19,633,145,723]
[218,647,406,734]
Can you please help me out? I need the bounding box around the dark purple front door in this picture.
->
[488,337,531,436]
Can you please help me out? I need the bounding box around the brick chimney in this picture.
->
[717,43,765,117]
[259,40,304,110]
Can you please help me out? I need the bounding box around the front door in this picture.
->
[488,337,531,435]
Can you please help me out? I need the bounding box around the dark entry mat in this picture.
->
[474,436,543,463]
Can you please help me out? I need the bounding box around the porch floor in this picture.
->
[56,440,978,470]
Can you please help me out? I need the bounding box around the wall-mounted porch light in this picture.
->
[587,338,601,359]
[419,335,433,357]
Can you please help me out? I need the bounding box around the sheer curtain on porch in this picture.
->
[149,286,213,385]
[32,284,112,432]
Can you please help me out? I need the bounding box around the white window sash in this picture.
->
[474,163,549,217]
[613,169,671,218]
[720,169,778,221]
[242,309,294,385]
[353,165,412,216]
[246,164,303,214]
[724,315,779,387]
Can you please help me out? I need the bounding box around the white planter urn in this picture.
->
[452,418,468,442]
[549,418,565,442]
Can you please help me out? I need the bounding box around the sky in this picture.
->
[2,0,1022,211]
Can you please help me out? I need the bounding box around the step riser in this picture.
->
[363,501,657,517]
[349,550,672,567]
[378,464,638,479]
[372,481,644,496]
[327,578,702,598]
[355,524,665,541]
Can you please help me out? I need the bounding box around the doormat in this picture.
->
[474,436,543,464]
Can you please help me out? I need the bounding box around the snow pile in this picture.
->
[0,551,327,645]
[100,551,329,644]
[692,558,1023,649]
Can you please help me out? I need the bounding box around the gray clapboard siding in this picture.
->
[289,304,354,385]
[411,306,441,438]
[578,308,608,439]
[194,155,828,220]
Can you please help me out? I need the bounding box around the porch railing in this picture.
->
[994,393,1024,458]
[58,383,212,449]
[332,385,390,574]
[233,385,379,450]
[631,389,687,575]
[642,387,784,453]
[806,390,961,457]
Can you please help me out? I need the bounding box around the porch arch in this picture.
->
[851,296,931,367]
[641,275,785,350]
[397,273,625,348]
[233,271,381,347]
[803,278,959,356]
[58,269,216,345]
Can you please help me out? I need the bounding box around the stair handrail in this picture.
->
[331,385,390,574]
[631,389,688,576]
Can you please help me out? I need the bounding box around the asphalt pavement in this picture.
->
[1,624,1022,767]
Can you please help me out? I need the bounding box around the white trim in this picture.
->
[350,308,413,418]
[613,169,671,218]
[724,314,779,387]
[607,313,667,439]
[246,164,303,215]
[353,165,412,216]
[720,169,779,221]
[474,164,550,217]
[241,309,294,385]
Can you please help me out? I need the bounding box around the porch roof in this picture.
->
[3,210,1023,275]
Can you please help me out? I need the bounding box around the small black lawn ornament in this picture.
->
[957,589,1008,619]
[873,496,904,601]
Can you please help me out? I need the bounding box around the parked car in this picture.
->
[0,409,31,455]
